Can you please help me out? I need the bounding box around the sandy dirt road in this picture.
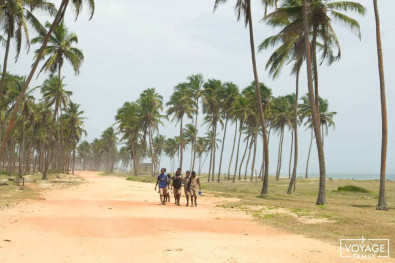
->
[0,172,392,263]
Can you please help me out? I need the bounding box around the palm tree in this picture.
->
[270,96,293,181]
[100,127,117,173]
[41,76,72,172]
[259,16,305,193]
[6,76,37,178]
[153,135,166,171]
[164,137,179,173]
[300,95,336,179]
[214,0,270,194]
[62,102,85,174]
[33,19,83,172]
[187,74,204,171]
[77,141,90,170]
[0,0,95,162]
[183,123,197,169]
[167,84,196,171]
[267,0,365,204]
[194,136,210,176]
[201,79,224,182]
[139,88,165,176]
[217,82,239,181]
[243,82,272,182]
[373,0,388,211]
[231,94,253,183]
[0,0,56,107]
[116,101,144,176]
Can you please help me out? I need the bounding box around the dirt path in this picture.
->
[0,172,390,262]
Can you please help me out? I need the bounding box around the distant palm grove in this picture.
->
[0,0,389,209]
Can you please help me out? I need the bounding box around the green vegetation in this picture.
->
[334,185,371,194]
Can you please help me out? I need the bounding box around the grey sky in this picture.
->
[7,0,395,176]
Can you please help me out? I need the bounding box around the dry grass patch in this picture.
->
[0,172,84,208]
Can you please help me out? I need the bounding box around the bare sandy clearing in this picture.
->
[0,171,392,263]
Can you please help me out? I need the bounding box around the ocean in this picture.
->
[291,173,395,181]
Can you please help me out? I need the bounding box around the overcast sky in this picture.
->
[7,0,395,176]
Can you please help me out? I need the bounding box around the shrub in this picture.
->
[335,185,370,193]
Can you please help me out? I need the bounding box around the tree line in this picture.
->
[82,76,335,193]
[0,11,87,183]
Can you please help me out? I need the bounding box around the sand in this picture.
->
[0,171,392,263]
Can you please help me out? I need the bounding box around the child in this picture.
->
[189,171,201,207]
[165,174,172,202]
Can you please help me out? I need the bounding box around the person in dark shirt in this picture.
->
[155,168,168,205]
[172,168,183,206]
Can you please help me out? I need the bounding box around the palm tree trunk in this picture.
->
[33,151,38,175]
[288,130,294,179]
[0,26,12,112]
[233,120,243,183]
[288,70,300,194]
[72,133,75,175]
[245,136,253,180]
[0,0,69,161]
[57,64,63,173]
[217,117,228,181]
[373,0,388,210]
[311,24,320,123]
[276,127,284,181]
[192,98,199,171]
[227,119,238,180]
[208,136,213,183]
[250,123,258,181]
[305,128,313,179]
[238,136,250,180]
[179,117,183,170]
[148,126,154,176]
[211,121,217,182]
[302,0,326,205]
[245,2,269,194]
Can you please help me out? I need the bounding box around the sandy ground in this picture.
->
[0,171,393,263]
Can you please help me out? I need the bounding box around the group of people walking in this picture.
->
[155,168,201,206]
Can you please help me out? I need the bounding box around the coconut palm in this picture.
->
[62,102,85,174]
[373,0,388,211]
[100,127,117,173]
[6,76,37,178]
[266,0,365,204]
[214,0,270,193]
[33,20,83,171]
[231,94,253,183]
[115,101,144,176]
[164,137,179,173]
[41,75,72,172]
[166,84,196,171]
[0,0,95,162]
[201,79,224,182]
[242,82,272,181]
[300,95,336,179]
[153,135,166,171]
[217,82,239,181]
[270,96,293,181]
[138,88,165,176]
[186,74,204,171]
[194,136,210,176]
[77,141,90,170]
[0,0,56,107]
[183,123,197,169]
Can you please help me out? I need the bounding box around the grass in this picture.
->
[0,172,84,208]
[119,172,395,256]
[334,185,371,194]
